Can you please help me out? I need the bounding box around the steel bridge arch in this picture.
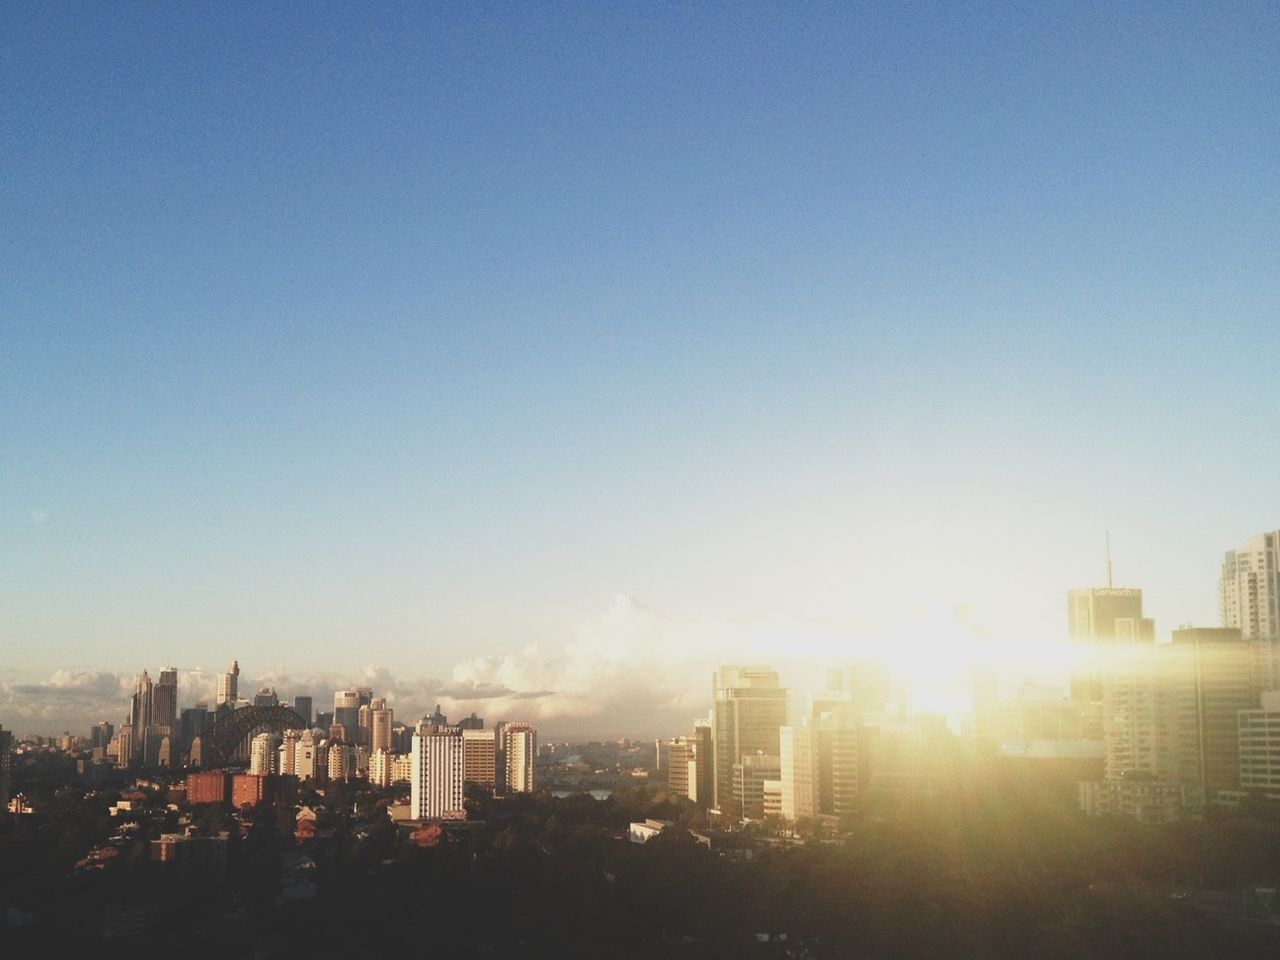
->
[202,705,307,768]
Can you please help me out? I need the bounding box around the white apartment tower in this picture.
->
[502,722,537,794]
[1220,529,1280,692]
[410,725,466,819]
[249,732,279,776]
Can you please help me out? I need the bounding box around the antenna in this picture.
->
[1105,530,1113,589]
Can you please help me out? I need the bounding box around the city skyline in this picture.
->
[5,522,1277,740]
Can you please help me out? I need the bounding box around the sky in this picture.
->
[2,3,1278,736]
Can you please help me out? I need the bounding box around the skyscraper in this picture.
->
[154,667,178,728]
[462,728,497,788]
[1170,626,1255,796]
[1220,530,1280,693]
[130,670,154,764]
[1067,584,1148,703]
[0,725,12,807]
[249,732,278,775]
[410,724,465,820]
[502,722,537,794]
[370,698,393,754]
[217,660,240,707]
[333,690,361,739]
[711,666,788,808]
[292,695,313,725]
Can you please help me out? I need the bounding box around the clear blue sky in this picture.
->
[2,3,1278,730]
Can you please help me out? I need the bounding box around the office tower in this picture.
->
[711,666,789,808]
[780,725,815,821]
[391,722,412,754]
[91,720,115,751]
[130,670,154,763]
[692,720,713,806]
[358,704,372,747]
[249,732,279,775]
[253,688,279,708]
[1238,690,1280,792]
[664,737,692,799]
[1220,530,1280,693]
[1171,626,1254,795]
[333,691,361,737]
[424,703,448,726]
[217,660,240,707]
[0,725,11,807]
[1068,574,1147,702]
[463,728,497,789]
[294,730,318,780]
[829,660,894,724]
[410,724,465,820]
[732,752,781,818]
[315,710,334,731]
[369,698,393,754]
[502,722,537,794]
[179,705,210,757]
[457,712,484,730]
[780,692,858,825]
[154,668,178,728]
[292,695,313,725]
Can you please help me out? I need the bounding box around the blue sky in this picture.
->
[3,3,1278,733]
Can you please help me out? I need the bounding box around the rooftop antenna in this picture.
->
[1105,530,1113,589]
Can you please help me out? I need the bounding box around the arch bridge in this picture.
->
[201,705,308,767]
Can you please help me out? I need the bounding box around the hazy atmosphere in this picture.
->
[4,4,1278,736]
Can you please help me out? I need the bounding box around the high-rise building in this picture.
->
[1171,626,1254,795]
[0,725,12,807]
[130,671,154,764]
[457,712,484,730]
[369,748,396,788]
[731,752,780,819]
[292,696,313,725]
[333,691,361,739]
[664,737,693,799]
[502,722,536,794]
[179,705,210,758]
[217,660,240,707]
[370,698,393,755]
[294,730,318,780]
[154,668,178,728]
[692,720,713,806]
[463,728,497,789]
[327,742,355,782]
[278,729,301,777]
[410,725,465,820]
[1220,530,1280,694]
[253,688,279,708]
[780,692,858,824]
[249,732,279,775]
[1096,626,1254,816]
[1068,582,1148,703]
[1239,690,1280,793]
[711,666,788,808]
[91,720,115,752]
